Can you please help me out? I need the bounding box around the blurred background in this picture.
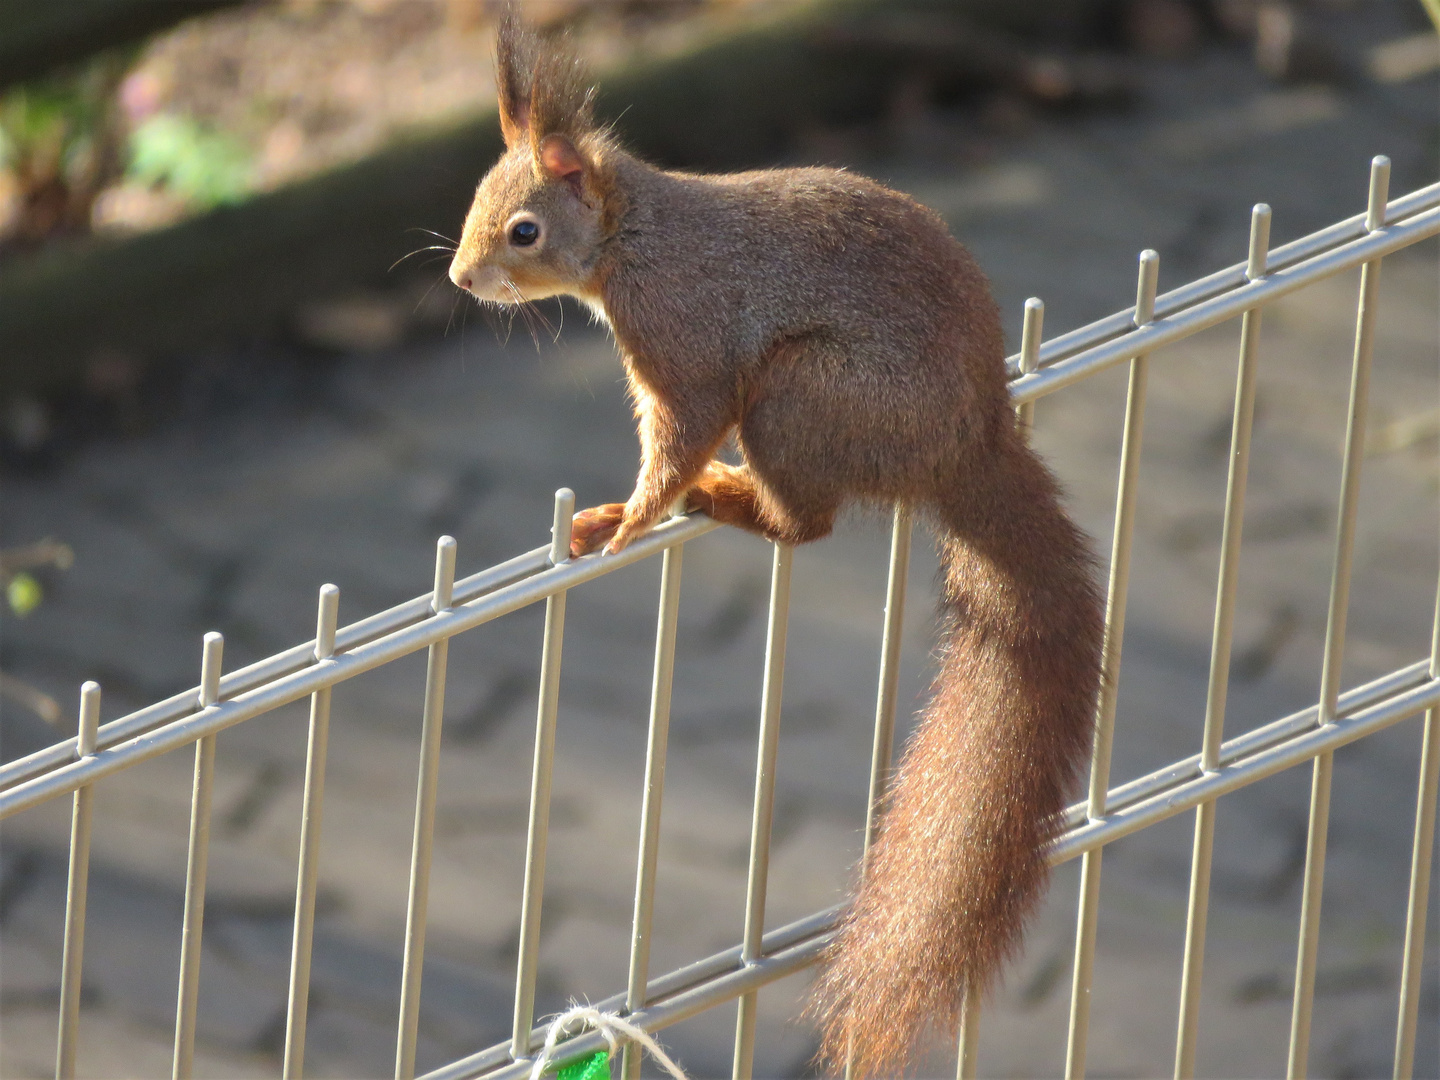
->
[1,1,1437,1076]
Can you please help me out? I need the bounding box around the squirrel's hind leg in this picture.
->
[688,461,837,546]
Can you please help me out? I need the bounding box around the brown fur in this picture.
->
[451,18,1104,1077]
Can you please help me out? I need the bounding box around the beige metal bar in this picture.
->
[397,539,459,1080]
[1055,676,1438,862]
[845,504,914,1080]
[622,527,686,1080]
[173,632,224,1080]
[1393,580,1440,1079]
[1017,297,1044,432]
[512,492,575,1060]
[1067,660,1429,835]
[1011,202,1438,410]
[1066,250,1159,1080]
[955,296,1042,1074]
[1289,156,1390,1080]
[1004,181,1440,380]
[1174,204,1271,1079]
[0,514,721,825]
[0,544,555,801]
[732,543,795,1080]
[862,504,914,865]
[283,584,342,1080]
[428,668,1440,1080]
[955,988,981,1080]
[55,681,100,1080]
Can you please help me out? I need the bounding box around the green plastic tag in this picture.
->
[557,1049,610,1080]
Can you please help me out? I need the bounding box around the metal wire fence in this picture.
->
[2,155,1437,1080]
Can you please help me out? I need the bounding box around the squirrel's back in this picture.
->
[612,160,993,339]
[601,157,1010,454]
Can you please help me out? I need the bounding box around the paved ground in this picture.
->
[3,18,1438,1080]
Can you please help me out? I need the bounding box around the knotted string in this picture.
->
[527,1003,688,1080]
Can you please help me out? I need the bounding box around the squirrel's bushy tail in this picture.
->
[810,442,1104,1078]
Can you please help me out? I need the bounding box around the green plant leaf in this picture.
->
[7,572,43,616]
[127,113,251,207]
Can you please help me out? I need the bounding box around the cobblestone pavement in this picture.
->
[3,31,1438,1080]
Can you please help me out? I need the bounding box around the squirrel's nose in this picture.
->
[448,259,474,293]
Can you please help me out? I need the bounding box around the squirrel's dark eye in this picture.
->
[510,220,540,246]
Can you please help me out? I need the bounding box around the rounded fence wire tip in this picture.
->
[551,488,576,564]
[1367,156,1392,230]
[316,584,341,658]
[1135,250,1160,326]
[1247,205,1273,281]
[200,632,224,707]
[434,535,458,610]
[78,682,101,756]
[1020,298,1044,375]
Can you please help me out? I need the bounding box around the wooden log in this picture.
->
[0,0,245,90]
[0,0,1117,400]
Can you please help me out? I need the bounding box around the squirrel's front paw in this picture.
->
[570,503,626,557]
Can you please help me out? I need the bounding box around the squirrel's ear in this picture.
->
[539,134,587,195]
[495,8,536,148]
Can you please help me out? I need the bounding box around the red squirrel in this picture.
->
[448,16,1104,1076]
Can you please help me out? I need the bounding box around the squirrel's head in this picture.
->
[449,13,615,307]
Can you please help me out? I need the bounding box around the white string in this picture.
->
[526,1003,688,1080]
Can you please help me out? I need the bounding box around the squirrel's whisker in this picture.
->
[404,226,460,245]
[501,280,546,353]
[413,268,453,317]
[390,245,459,273]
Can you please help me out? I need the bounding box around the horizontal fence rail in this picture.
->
[3,161,1437,1080]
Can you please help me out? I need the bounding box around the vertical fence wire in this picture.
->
[955,295,1046,1079]
[173,632,224,1080]
[1393,580,1440,1079]
[1287,156,1390,1080]
[843,503,913,1080]
[732,543,795,1080]
[955,992,981,1080]
[54,681,101,1080]
[512,492,576,1060]
[285,585,341,1080]
[622,526,687,1080]
[862,504,914,866]
[1172,204,1271,1079]
[397,539,460,1080]
[1065,250,1159,1080]
[1017,297,1044,434]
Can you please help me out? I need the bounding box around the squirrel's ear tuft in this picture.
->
[495,6,537,148]
[495,8,595,152]
[526,29,595,147]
